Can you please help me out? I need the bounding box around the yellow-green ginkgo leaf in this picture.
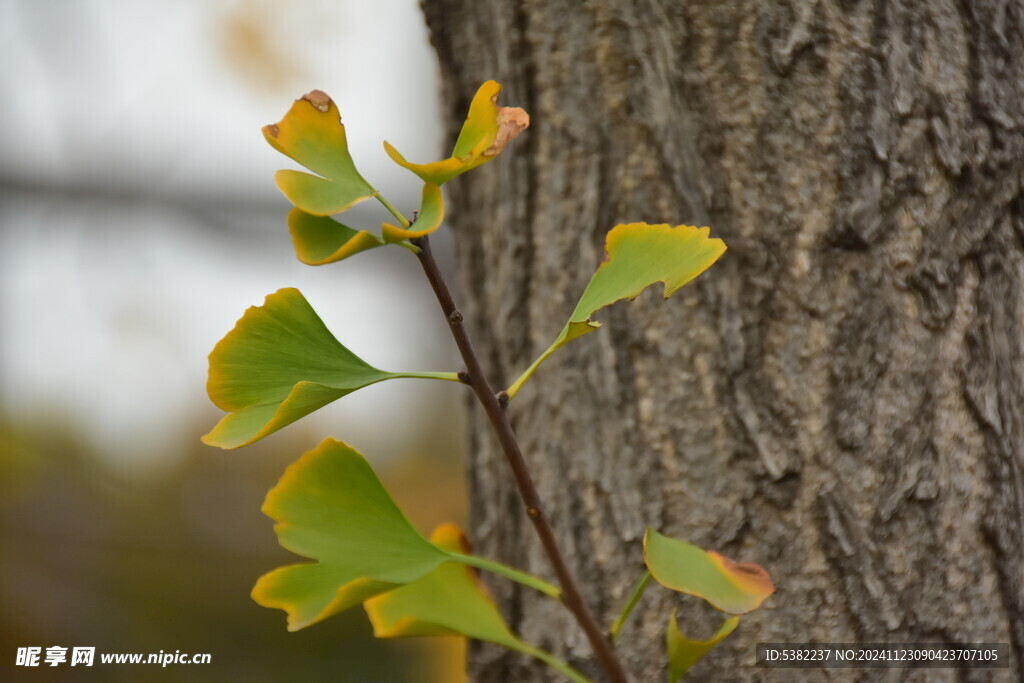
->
[380,183,444,243]
[364,523,588,683]
[644,530,774,615]
[252,439,451,631]
[252,440,563,639]
[364,523,520,641]
[666,611,739,681]
[202,288,459,449]
[288,208,386,265]
[263,90,377,216]
[384,80,529,186]
[507,223,727,397]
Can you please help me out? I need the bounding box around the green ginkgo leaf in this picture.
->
[263,90,377,216]
[202,288,459,449]
[666,611,739,681]
[287,183,442,265]
[287,209,387,265]
[365,523,588,683]
[384,80,529,186]
[507,223,727,398]
[251,439,451,631]
[644,530,774,615]
[252,439,562,637]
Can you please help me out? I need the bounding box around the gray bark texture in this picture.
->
[420,1,1024,681]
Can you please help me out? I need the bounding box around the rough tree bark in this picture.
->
[421,2,1024,680]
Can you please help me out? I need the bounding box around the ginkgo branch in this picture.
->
[410,233,630,683]
[242,79,774,682]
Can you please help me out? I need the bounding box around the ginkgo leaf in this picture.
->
[666,611,739,681]
[364,523,588,683]
[288,185,440,264]
[380,183,444,242]
[288,209,387,265]
[384,80,529,186]
[202,288,459,449]
[507,223,727,398]
[251,439,451,631]
[252,440,565,641]
[263,90,377,215]
[644,529,774,615]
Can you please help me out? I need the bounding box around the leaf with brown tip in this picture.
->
[644,529,774,615]
[384,81,528,185]
[263,90,377,215]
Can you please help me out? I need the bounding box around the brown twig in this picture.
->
[412,235,629,683]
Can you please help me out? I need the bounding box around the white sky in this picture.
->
[0,0,441,203]
[0,0,457,474]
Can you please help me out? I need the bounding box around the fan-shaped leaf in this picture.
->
[644,529,774,615]
[252,440,566,648]
[263,90,377,215]
[251,439,450,630]
[384,80,529,186]
[666,611,739,680]
[202,288,459,449]
[288,209,386,265]
[508,223,727,397]
[287,184,440,264]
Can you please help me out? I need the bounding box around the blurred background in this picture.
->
[0,0,470,680]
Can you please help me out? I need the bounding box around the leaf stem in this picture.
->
[449,552,561,598]
[610,570,652,641]
[373,194,421,253]
[390,371,464,383]
[506,337,560,399]
[411,234,630,683]
[375,194,412,228]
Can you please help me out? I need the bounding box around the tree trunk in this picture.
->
[420,1,1024,680]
